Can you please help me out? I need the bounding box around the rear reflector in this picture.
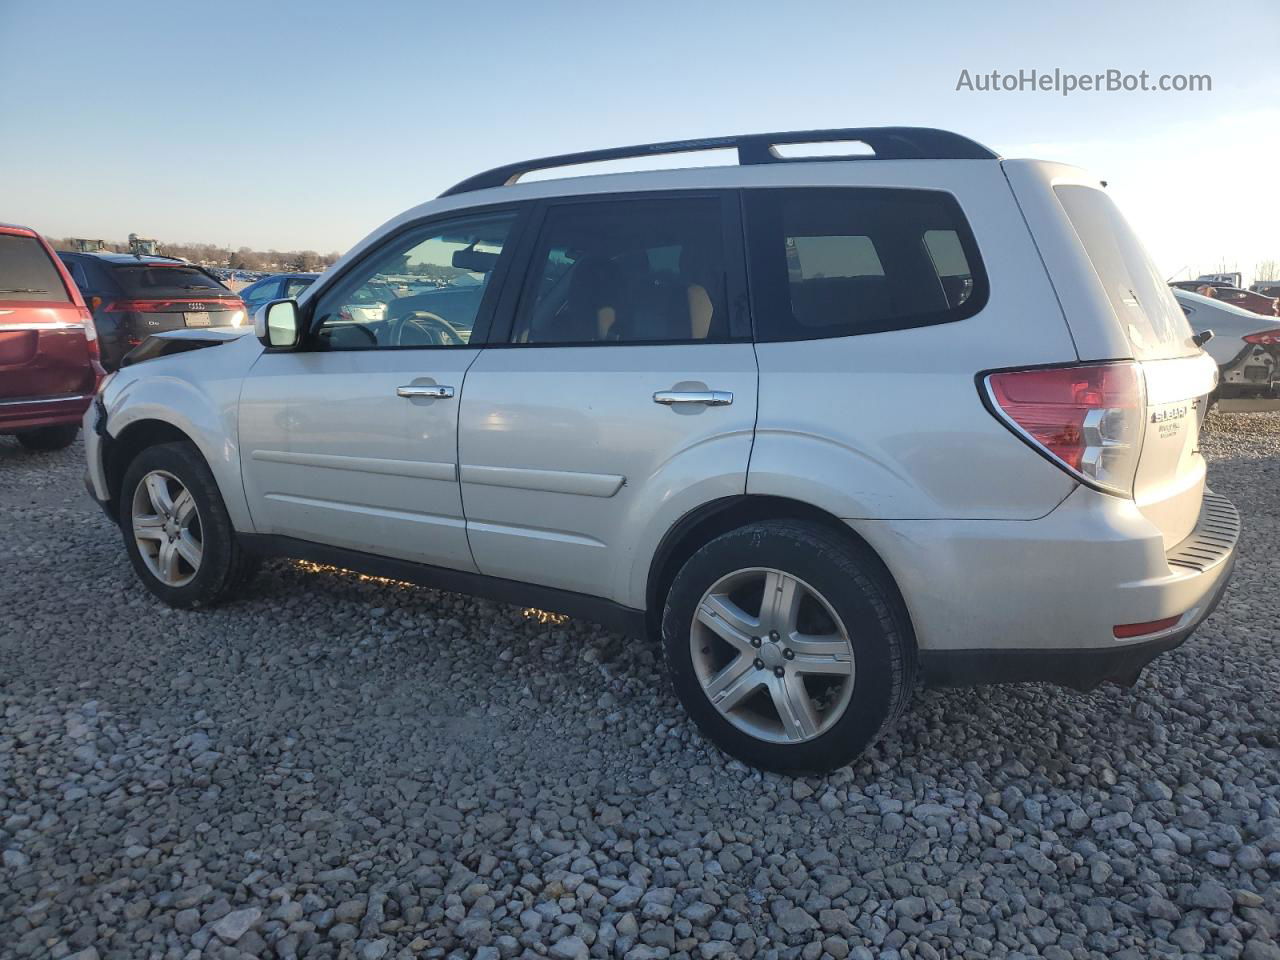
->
[1113,615,1181,639]
[984,362,1146,498]
[1243,330,1280,345]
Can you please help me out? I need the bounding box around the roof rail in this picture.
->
[440,126,999,197]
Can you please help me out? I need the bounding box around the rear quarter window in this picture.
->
[744,187,987,341]
[0,234,70,302]
[1054,185,1196,359]
[113,265,229,297]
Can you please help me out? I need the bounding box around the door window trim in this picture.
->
[484,189,753,348]
[294,202,532,352]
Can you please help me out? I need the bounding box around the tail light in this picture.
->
[78,306,101,361]
[1243,330,1280,346]
[101,298,244,313]
[983,361,1146,498]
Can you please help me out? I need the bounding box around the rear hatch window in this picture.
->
[1054,186,1196,360]
[112,264,229,298]
[0,234,70,302]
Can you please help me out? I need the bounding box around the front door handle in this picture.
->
[653,390,733,406]
[397,384,455,399]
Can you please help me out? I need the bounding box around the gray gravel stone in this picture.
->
[0,415,1277,960]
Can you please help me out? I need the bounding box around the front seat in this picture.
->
[541,257,623,342]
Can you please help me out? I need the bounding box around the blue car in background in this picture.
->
[238,272,320,318]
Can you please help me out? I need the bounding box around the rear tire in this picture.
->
[661,520,915,773]
[118,441,258,609]
[16,424,79,451]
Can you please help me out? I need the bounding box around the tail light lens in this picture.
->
[1243,330,1280,345]
[101,298,244,313]
[984,362,1146,498]
[78,306,101,361]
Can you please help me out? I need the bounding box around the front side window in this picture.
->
[313,213,515,349]
[511,197,729,344]
[745,188,987,341]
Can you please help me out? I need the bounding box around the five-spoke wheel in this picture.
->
[691,568,855,744]
[131,470,203,586]
[663,520,915,773]
[119,441,259,608]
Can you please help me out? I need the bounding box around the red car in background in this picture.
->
[0,224,104,451]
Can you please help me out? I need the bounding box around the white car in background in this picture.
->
[1173,288,1280,412]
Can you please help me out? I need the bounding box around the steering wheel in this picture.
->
[389,310,465,347]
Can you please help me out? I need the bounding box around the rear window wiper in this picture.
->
[0,287,49,293]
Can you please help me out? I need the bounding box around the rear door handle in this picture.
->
[397,384,455,399]
[653,390,733,406]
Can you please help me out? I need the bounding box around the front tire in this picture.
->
[662,520,915,773]
[118,441,258,608]
[16,424,79,451]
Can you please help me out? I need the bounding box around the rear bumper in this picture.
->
[852,485,1240,691]
[919,550,1234,690]
[0,392,95,433]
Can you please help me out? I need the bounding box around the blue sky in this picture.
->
[3,0,1277,280]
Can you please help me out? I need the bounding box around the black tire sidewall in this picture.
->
[17,424,79,450]
[118,442,239,609]
[662,522,907,773]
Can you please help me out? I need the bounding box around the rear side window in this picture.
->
[0,234,69,302]
[745,188,986,341]
[1054,185,1196,359]
[511,197,730,344]
[112,265,228,297]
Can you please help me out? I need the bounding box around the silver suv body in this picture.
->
[84,128,1238,771]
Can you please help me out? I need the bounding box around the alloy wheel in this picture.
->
[131,470,203,587]
[689,567,856,744]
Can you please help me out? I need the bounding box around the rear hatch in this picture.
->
[1049,180,1216,548]
[103,263,245,346]
[0,231,97,402]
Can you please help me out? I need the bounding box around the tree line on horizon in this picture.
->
[49,237,343,273]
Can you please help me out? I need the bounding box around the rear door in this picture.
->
[0,230,95,403]
[457,193,757,602]
[1007,163,1216,548]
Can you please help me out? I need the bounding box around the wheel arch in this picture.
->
[644,495,915,646]
[102,419,200,519]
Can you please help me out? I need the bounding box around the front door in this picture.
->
[238,210,521,570]
[458,193,757,602]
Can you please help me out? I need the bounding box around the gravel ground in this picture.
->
[2,413,1278,960]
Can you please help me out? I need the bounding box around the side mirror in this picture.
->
[255,299,301,349]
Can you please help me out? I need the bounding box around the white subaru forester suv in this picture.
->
[84,127,1238,772]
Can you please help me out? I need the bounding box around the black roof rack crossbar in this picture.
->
[440,126,998,197]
